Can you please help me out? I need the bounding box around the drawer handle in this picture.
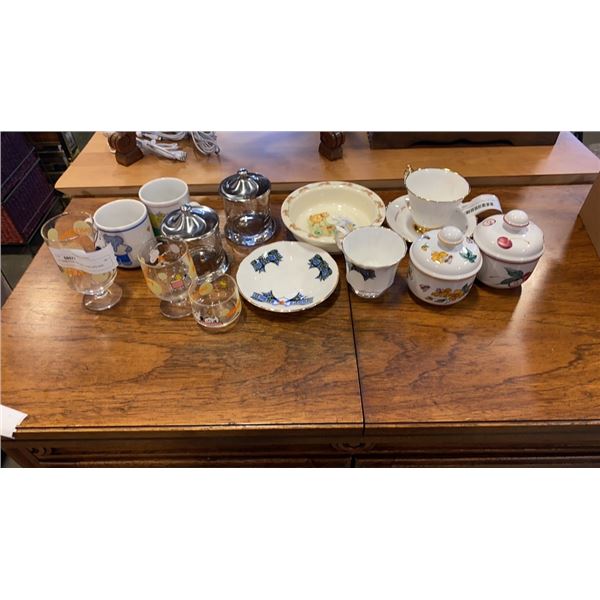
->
[331,442,374,453]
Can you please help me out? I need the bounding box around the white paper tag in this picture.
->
[48,244,118,274]
[1,405,28,439]
[461,194,503,217]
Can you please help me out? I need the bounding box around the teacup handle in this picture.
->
[334,221,354,252]
[460,194,502,217]
[403,163,413,184]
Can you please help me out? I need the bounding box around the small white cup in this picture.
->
[138,177,191,233]
[93,199,155,268]
[337,226,407,298]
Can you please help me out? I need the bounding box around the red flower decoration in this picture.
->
[497,236,512,249]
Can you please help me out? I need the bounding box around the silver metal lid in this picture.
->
[219,168,271,201]
[160,203,219,240]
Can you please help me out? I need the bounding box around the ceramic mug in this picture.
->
[404,165,501,230]
[336,226,406,298]
[138,177,191,234]
[93,199,155,268]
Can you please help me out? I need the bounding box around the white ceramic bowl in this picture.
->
[281,181,386,254]
[473,212,544,289]
[477,255,542,289]
[406,227,481,306]
[407,261,478,306]
[236,241,339,313]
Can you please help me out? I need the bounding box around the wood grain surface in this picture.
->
[350,185,600,430]
[3,185,600,465]
[1,199,363,434]
[55,132,600,197]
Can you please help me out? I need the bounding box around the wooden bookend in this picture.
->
[580,173,600,259]
[108,132,144,167]
[319,132,345,161]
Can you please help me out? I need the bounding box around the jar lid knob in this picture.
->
[438,225,464,246]
[504,209,529,228]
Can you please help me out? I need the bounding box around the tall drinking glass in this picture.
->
[41,210,122,311]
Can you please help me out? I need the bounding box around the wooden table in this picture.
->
[2,186,599,466]
[55,132,600,197]
[352,186,600,466]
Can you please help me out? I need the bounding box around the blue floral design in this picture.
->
[251,249,283,273]
[349,262,376,281]
[251,290,313,306]
[308,254,333,281]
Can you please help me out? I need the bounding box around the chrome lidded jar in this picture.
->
[219,168,276,247]
[160,203,229,278]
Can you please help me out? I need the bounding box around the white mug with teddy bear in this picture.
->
[93,199,155,268]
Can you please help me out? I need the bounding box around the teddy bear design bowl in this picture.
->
[281,181,386,254]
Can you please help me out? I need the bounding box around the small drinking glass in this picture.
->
[41,210,122,311]
[188,273,242,332]
[138,237,196,318]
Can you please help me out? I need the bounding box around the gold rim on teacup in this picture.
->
[403,164,472,204]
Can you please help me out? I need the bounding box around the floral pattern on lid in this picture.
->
[474,209,544,263]
[409,226,482,281]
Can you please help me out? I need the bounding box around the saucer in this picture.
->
[385,195,476,243]
[236,241,339,313]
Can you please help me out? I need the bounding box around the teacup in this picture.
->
[404,165,501,231]
[139,177,191,234]
[93,199,155,268]
[336,226,406,298]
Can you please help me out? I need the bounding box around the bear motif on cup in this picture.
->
[104,234,133,266]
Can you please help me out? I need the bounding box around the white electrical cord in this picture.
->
[103,131,220,161]
[136,134,188,161]
[189,132,220,155]
[138,131,220,160]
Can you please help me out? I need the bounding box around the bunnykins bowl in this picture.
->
[281,181,385,254]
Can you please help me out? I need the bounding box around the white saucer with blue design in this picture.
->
[236,241,339,313]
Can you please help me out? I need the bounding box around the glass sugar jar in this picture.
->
[219,168,276,247]
[160,203,229,278]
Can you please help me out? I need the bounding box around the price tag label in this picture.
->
[462,194,503,216]
[48,245,118,274]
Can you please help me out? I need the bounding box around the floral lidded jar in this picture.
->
[407,225,482,305]
[473,210,544,289]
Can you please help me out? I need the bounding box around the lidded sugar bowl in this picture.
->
[473,210,544,288]
[160,203,229,278]
[407,225,482,305]
[219,168,276,247]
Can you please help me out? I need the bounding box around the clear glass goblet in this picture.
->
[188,273,242,332]
[138,237,196,318]
[41,210,122,311]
